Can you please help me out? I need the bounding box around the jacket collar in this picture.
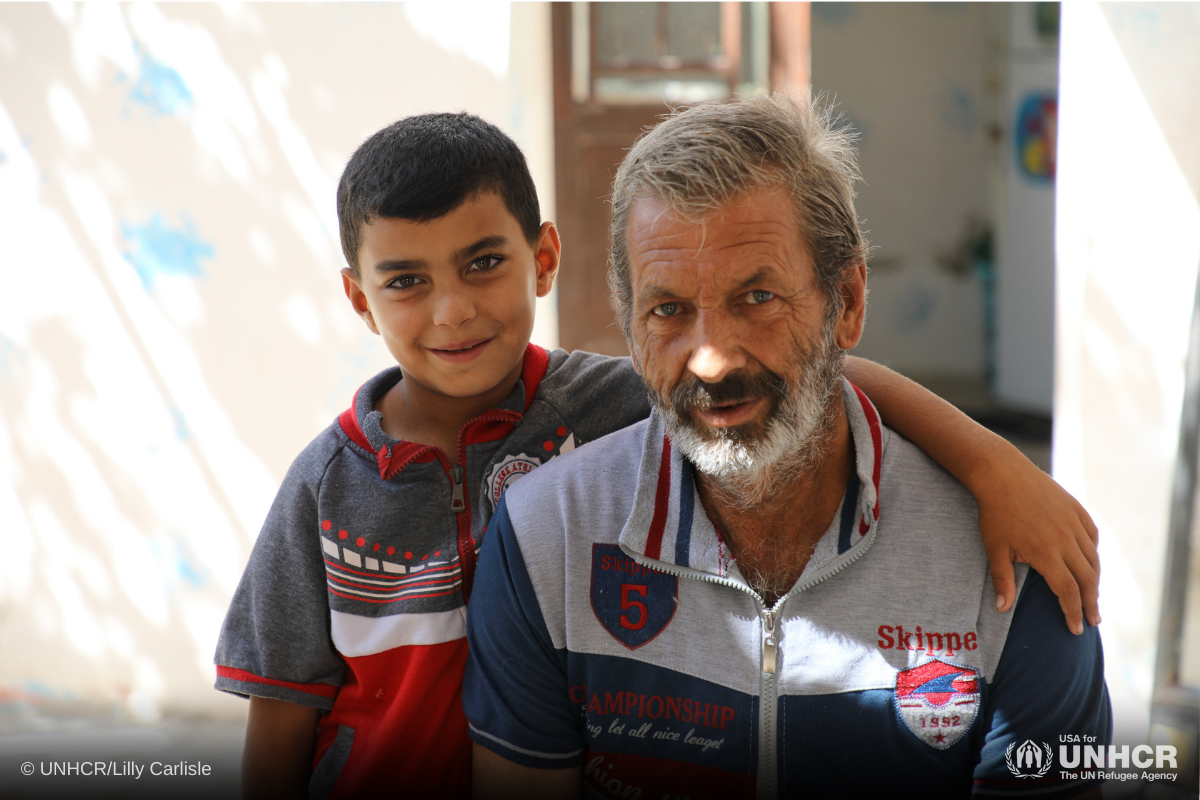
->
[619,377,885,580]
[337,344,551,480]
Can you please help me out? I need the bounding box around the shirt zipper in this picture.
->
[625,513,879,800]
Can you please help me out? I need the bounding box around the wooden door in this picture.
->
[552,2,810,356]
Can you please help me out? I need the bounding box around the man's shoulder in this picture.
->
[878,426,979,521]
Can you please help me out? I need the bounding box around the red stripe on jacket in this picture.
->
[216,665,338,699]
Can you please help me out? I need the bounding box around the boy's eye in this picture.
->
[468,255,502,273]
[389,275,423,290]
[652,302,680,318]
[746,289,774,305]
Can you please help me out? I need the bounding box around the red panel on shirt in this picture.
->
[314,639,471,800]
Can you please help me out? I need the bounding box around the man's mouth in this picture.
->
[694,397,764,427]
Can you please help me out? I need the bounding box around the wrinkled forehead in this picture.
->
[626,187,811,286]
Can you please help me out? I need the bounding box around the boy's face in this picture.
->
[343,192,559,407]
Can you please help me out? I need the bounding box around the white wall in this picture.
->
[811,3,994,381]
[0,2,554,721]
[1056,1,1200,746]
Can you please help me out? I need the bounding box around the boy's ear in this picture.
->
[533,221,561,297]
[341,268,380,335]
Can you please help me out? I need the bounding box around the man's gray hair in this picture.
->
[608,94,868,339]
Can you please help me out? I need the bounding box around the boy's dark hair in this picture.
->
[337,112,541,275]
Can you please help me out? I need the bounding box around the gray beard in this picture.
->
[649,318,845,511]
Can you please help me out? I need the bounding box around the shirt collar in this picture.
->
[337,344,550,480]
[619,377,884,579]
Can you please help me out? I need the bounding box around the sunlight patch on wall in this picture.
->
[404,2,512,78]
[48,83,92,147]
[251,68,337,250]
[284,295,323,346]
[125,2,259,184]
[60,168,276,548]
[1056,0,1200,741]
[0,87,274,709]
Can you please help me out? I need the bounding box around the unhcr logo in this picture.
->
[1006,740,1053,778]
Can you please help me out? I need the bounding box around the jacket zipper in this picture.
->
[625,520,879,800]
[758,607,779,800]
[447,410,521,604]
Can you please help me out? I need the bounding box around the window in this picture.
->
[572,2,770,105]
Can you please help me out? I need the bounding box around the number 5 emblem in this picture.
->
[620,584,648,630]
[591,544,678,649]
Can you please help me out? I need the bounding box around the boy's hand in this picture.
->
[975,449,1101,635]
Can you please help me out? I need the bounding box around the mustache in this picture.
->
[666,367,788,415]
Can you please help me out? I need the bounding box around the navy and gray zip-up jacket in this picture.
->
[464,379,1110,799]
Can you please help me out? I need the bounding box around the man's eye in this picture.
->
[389,275,422,289]
[747,290,774,304]
[468,255,502,273]
[653,302,680,317]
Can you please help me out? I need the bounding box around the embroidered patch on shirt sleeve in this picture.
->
[893,658,980,750]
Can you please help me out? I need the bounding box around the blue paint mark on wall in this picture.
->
[0,336,27,385]
[893,282,937,334]
[170,407,190,441]
[152,535,210,591]
[938,85,979,135]
[120,212,214,290]
[126,43,193,117]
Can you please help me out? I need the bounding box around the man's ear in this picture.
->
[834,259,867,350]
[342,267,380,335]
[533,221,561,297]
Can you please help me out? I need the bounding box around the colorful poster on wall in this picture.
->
[1015,93,1058,182]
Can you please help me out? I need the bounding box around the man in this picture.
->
[463,96,1110,799]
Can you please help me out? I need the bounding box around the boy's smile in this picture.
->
[342,192,559,443]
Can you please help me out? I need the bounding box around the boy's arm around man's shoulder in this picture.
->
[537,350,650,445]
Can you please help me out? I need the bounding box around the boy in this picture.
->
[215,113,1098,799]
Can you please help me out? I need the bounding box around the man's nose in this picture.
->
[686,310,745,383]
[432,285,476,328]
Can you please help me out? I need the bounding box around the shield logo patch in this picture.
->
[590,544,678,650]
[894,658,980,749]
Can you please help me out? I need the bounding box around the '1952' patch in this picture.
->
[590,544,678,650]
[894,658,980,749]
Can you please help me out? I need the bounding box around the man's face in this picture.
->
[626,185,862,478]
[342,192,558,404]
